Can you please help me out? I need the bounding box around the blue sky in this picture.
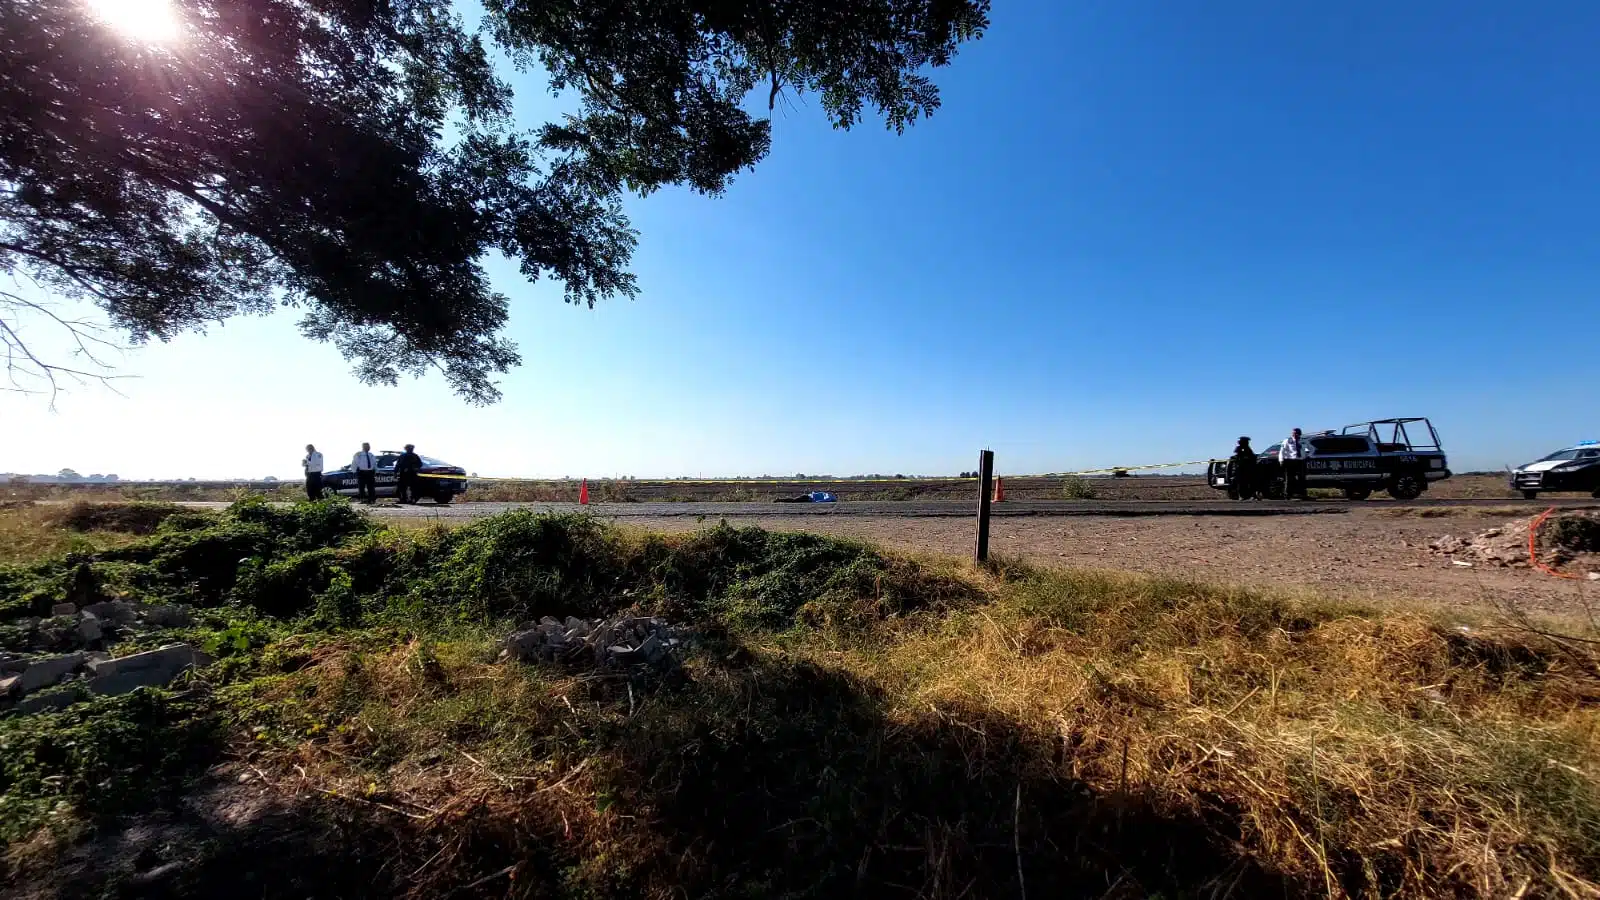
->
[3,0,1598,480]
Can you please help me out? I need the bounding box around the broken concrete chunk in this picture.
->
[18,652,87,693]
[76,618,103,643]
[503,615,691,672]
[50,602,77,617]
[142,604,194,628]
[88,668,180,697]
[605,645,640,666]
[0,675,19,696]
[502,629,547,661]
[16,687,83,714]
[87,644,213,697]
[89,644,212,677]
[539,616,561,627]
[82,601,137,625]
[635,634,665,663]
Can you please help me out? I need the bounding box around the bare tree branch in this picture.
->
[0,285,129,409]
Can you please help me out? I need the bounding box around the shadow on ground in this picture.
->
[11,655,1288,899]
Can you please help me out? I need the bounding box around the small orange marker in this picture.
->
[993,476,1005,502]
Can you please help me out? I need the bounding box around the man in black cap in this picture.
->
[1228,436,1258,500]
[396,444,423,504]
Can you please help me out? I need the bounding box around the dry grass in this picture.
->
[0,502,148,565]
[201,561,1600,898]
[833,568,1600,896]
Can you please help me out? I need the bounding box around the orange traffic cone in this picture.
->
[579,479,589,505]
[993,476,1005,502]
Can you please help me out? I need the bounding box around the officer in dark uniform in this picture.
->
[396,444,423,504]
[1228,436,1258,500]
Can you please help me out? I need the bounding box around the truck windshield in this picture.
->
[1539,449,1583,462]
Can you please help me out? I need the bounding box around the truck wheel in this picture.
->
[1343,487,1372,501]
[1388,475,1424,501]
[1523,490,1540,501]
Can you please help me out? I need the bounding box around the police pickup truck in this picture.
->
[1208,417,1452,501]
[1508,442,1600,500]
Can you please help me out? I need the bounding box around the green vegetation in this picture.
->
[1546,514,1600,554]
[0,691,218,844]
[1,500,1597,898]
[1062,474,1097,499]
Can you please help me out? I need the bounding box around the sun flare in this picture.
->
[84,0,183,43]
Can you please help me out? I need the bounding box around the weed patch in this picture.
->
[1062,475,1096,499]
[0,691,220,843]
[46,501,185,536]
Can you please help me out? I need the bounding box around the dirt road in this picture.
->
[621,510,1598,621]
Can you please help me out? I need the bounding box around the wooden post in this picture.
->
[975,449,994,562]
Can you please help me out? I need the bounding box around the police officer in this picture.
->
[1279,427,1307,500]
[1229,436,1258,500]
[302,444,324,501]
[351,442,377,504]
[396,444,422,504]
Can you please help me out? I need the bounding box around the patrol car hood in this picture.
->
[1519,460,1572,473]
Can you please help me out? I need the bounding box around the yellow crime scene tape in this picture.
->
[1043,460,1211,476]
[415,459,1213,483]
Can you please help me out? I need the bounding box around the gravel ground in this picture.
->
[621,510,1599,621]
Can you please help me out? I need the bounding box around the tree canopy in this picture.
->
[0,0,989,403]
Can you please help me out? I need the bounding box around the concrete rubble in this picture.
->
[6,598,200,656]
[1430,512,1600,577]
[86,644,215,697]
[0,568,218,714]
[1,643,212,713]
[501,614,692,672]
[16,652,85,693]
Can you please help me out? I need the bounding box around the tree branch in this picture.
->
[0,287,128,409]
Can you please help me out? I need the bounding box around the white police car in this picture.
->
[1509,441,1600,500]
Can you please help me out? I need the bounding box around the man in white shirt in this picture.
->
[302,443,325,501]
[1278,427,1306,500]
[351,442,377,504]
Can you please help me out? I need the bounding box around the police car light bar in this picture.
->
[1577,440,1599,446]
